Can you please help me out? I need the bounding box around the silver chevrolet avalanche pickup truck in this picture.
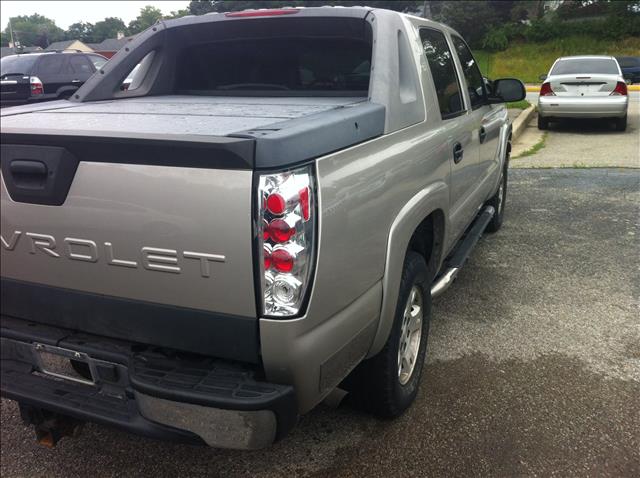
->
[0,7,524,449]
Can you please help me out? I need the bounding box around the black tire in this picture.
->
[615,115,627,132]
[485,163,508,233]
[346,252,431,418]
[537,115,549,130]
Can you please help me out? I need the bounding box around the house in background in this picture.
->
[45,39,94,52]
[86,36,133,59]
[7,32,135,60]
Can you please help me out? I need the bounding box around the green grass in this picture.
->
[506,100,531,110]
[513,132,548,159]
[474,36,640,83]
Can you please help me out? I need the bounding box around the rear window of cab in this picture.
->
[173,17,373,97]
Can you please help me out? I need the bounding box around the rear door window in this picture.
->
[551,59,619,75]
[451,35,486,109]
[419,28,464,120]
[68,55,95,79]
[36,55,67,79]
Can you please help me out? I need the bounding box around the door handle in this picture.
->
[71,79,81,83]
[479,127,487,144]
[453,142,464,164]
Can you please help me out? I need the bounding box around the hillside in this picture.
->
[474,36,640,83]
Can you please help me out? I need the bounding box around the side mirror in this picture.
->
[539,74,548,81]
[487,78,526,104]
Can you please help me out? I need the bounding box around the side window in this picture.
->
[68,56,94,76]
[37,56,65,77]
[451,36,487,109]
[419,28,464,120]
[88,55,107,70]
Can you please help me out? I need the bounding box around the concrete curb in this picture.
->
[511,105,536,141]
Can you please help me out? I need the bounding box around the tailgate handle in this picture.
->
[1,145,79,206]
[9,160,49,189]
[11,160,48,176]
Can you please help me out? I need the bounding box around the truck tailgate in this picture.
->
[0,134,258,361]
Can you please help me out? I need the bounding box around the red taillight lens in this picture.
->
[263,246,272,269]
[257,165,315,317]
[611,81,628,96]
[29,76,43,96]
[299,187,310,221]
[225,9,299,17]
[268,218,295,243]
[266,193,286,215]
[540,82,554,96]
[271,248,294,272]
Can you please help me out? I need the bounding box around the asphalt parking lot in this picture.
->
[2,165,638,477]
[2,92,640,477]
[514,92,640,168]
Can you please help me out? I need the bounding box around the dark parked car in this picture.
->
[616,56,640,84]
[0,52,107,107]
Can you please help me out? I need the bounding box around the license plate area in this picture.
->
[32,343,96,386]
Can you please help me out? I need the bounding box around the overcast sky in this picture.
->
[1,1,190,30]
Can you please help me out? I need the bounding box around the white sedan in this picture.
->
[538,55,629,131]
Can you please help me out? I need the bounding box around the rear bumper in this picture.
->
[0,316,297,449]
[538,96,628,118]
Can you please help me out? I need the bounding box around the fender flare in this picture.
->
[367,181,449,357]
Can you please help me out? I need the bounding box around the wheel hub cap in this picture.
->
[398,286,423,385]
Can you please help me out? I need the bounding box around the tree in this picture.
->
[165,9,191,19]
[434,1,499,48]
[187,1,425,15]
[91,17,127,42]
[128,6,164,34]
[3,14,64,48]
[66,22,94,42]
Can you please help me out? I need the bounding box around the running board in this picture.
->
[431,206,495,298]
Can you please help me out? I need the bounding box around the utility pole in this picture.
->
[8,17,15,47]
[422,1,432,19]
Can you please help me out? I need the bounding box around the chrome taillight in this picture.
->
[257,165,316,317]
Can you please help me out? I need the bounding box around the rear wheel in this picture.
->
[346,252,430,418]
[537,115,549,130]
[615,115,627,132]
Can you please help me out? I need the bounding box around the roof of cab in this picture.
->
[162,5,374,29]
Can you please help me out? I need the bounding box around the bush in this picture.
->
[522,16,640,43]
[483,29,509,51]
[482,23,524,52]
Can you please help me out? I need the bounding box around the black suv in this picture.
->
[616,56,640,84]
[0,51,107,107]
